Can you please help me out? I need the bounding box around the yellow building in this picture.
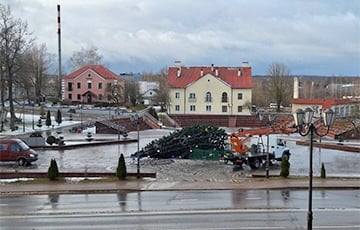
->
[167,62,253,115]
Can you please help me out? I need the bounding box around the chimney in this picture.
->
[238,69,241,77]
[200,68,203,77]
[177,67,181,77]
[241,61,250,67]
[293,77,299,99]
[174,60,181,67]
[211,64,214,72]
[215,68,219,77]
[174,61,182,77]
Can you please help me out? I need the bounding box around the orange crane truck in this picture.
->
[222,128,291,169]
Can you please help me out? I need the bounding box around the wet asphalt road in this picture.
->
[1,190,359,229]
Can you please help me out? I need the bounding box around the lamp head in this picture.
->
[293,109,304,127]
[256,109,264,121]
[268,114,275,123]
[258,113,264,121]
[323,109,335,127]
[303,107,314,125]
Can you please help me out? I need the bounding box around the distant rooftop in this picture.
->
[119,72,142,81]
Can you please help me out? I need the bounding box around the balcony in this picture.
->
[221,97,228,103]
[188,97,196,102]
[205,97,212,102]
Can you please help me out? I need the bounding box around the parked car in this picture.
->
[0,138,38,166]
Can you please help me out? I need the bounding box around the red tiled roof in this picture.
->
[167,66,252,89]
[64,65,120,80]
[292,98,351,109]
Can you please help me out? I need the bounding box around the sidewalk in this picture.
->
[1,177,359,195]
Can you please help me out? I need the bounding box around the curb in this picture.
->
[0,171,156,179]
[1,177,359,196]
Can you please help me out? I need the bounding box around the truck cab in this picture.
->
[0,138,38,166]
[271,138,291,161]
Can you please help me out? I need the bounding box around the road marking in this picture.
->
[314,226,360,229]
[1,208,359,218]
[245,197,262,200]
[0,203,9,207]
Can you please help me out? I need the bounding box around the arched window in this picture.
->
[205,92,212,102]
[221,92,228,102]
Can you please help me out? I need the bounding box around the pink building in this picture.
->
[62,65,125,104]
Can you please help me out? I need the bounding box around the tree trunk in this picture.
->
[8,76,16,131]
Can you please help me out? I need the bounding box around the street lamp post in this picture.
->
[131,114,141,179]
[293,108,335,230]
[22,102,25,132]
[32,104,35,130]
[108,100,111,119]
[80,104,83,129]
[259,112,275,178]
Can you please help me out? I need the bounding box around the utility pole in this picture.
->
[57,5,62,101]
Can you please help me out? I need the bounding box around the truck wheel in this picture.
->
[17,158,26,166]
[250,158,261,169]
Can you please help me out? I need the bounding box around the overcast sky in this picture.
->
[4,0,360,76]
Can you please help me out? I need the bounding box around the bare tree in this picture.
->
[267,63,292,112]
[124,80,140,106]
[19,43,53,105]
[68,46,103,71]
[252,76,268,108]
[0,4,34,131]
[153,68,170,111]
[139,68,170,110]
[105,83,124,105]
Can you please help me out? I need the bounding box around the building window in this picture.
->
[238,93,243,100]
[175,92,180,99]
[189,93,196,102]
[238,106,243,112]
[88,82,92,89]
[68,94,72,100]
[205,92,212,102]
[98,94,103,100]
[206,105,211,112]
[98,83,102,89]
[77,82,81,89]
[77,94,81,100]
[222,106,227,112]
[190,105,196,111]
[68,83,73,91]
[221,92,228,102]
[175,105,180,111]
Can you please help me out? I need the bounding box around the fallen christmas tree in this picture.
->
[133,125,229,160]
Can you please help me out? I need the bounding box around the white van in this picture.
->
[269,103,283,109]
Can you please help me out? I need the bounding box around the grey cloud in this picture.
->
[2,0,359,75]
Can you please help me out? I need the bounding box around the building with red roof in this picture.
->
[167,61,253,115]
[291,98,359,119]
[62,65,124,104]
